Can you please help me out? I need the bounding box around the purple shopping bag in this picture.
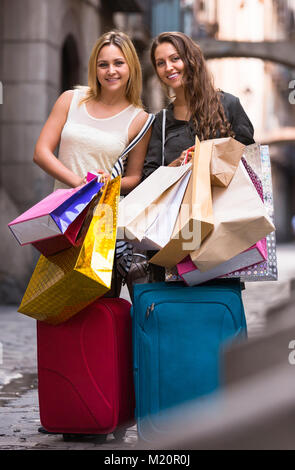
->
[8,175,103,252]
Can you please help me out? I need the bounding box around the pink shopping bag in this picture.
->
[8,174,103,255]
[177,238,267,286]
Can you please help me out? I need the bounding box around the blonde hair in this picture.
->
[80,31,143,107]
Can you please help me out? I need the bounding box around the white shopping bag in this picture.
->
[117,163,192,249]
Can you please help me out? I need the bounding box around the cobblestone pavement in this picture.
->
[0,243,294,450]
[242,243,295,337]
[0,306,138,451]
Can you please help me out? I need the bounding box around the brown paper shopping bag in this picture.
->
[150,136,214,268]
[210,137,245,187]
[190,161,275,272]
[18,177,120,325]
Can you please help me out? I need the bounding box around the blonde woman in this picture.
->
[34,32,154,436]
[34,31,153,193]
[33,31,154,295]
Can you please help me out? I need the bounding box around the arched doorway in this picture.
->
[61,34,80,92]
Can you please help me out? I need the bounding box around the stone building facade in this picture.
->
[1,0,294,303]
[0,0,146,303]
[189,0,295,242]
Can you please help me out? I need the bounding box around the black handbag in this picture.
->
[125,253,150,300]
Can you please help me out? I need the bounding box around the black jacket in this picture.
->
[143,91,255,180]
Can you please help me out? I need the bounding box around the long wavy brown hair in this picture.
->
[150,31,235,140]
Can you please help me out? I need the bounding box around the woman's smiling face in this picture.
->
[154,42,185,90]
[96,44,130,93]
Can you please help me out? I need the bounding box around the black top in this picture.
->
[143,91,255,180]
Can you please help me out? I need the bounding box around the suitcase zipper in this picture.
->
[139,285,242,313]
[146,303,155,319]
[144,294,244,332]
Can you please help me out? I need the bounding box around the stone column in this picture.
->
[0,0,54,303]
[0,0,101,303]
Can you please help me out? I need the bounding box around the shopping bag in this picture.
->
[117,163,192,248]
[209,137,245,187]
[177,238,267,286]
[8,175,103,248]
[190,160,275,272]
[222,144,278,282]
[31,194,100,256]
[150,136,214,268]
[123,170,191,250]
[165,144,278,283]
[18,177,121,325]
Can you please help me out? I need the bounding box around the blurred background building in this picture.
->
[0,0,295,303]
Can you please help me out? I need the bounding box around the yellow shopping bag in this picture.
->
[18,177,121,324]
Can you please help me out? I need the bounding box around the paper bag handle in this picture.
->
[183,137,200,165]
[182,146,196,165]
[162,109,167,166]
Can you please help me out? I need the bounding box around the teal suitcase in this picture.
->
[131,281,247,441]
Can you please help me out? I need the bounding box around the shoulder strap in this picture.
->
[120,113,155,159]
[162,109,167,166]
[111,113,155,179]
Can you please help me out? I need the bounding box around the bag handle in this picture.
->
[182,146,195,165]
[112,113,155,179]
[162,109,167,166]
[120,113,155,159]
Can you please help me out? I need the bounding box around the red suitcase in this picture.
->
[36,297,135,441]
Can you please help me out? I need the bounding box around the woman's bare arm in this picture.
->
[33,90,85,187]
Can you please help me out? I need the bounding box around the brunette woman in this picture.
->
[143,31,254,177]
[143,31,255,282]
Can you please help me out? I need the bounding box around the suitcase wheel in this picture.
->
[113,427,127,441]
[62,433,108,443]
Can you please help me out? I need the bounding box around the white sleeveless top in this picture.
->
[54,88,142,189]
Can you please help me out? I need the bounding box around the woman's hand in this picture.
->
[168,146,195,167]
[97,170,111,185]
[78,170,110,187]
